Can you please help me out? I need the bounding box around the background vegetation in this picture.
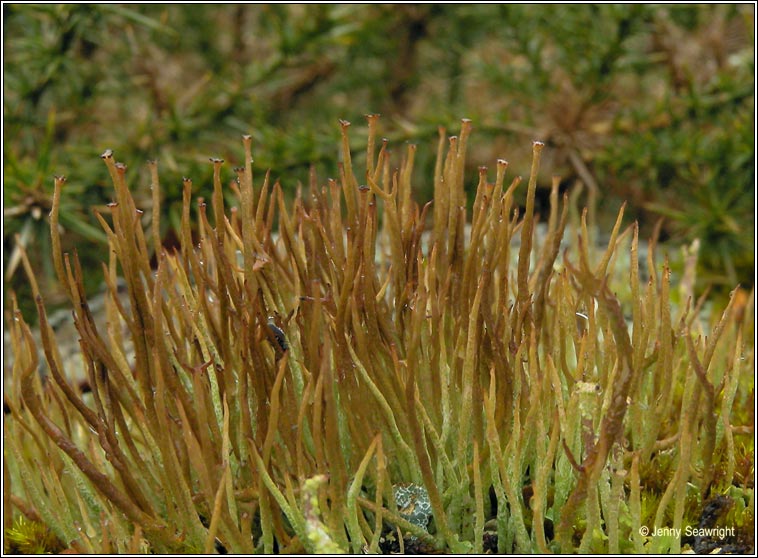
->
[3,4,754,312]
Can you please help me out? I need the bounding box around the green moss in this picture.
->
[4,516,66,555]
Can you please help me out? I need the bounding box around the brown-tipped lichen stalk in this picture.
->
[4,117,754,553]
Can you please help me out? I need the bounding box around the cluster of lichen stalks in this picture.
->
[4,117,754,554]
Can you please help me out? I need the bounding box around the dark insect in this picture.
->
[267,317,289,352]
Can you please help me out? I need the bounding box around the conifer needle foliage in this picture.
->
[4,118,754,553]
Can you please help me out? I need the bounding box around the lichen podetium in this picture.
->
[4,117,754,554]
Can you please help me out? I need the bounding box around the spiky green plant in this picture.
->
[3,516,65,554]
[4,117,754,553]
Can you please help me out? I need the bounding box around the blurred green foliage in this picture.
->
[4,3,754,311]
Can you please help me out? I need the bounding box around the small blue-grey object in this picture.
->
[267,317,288,351]
[393,483,432,531]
